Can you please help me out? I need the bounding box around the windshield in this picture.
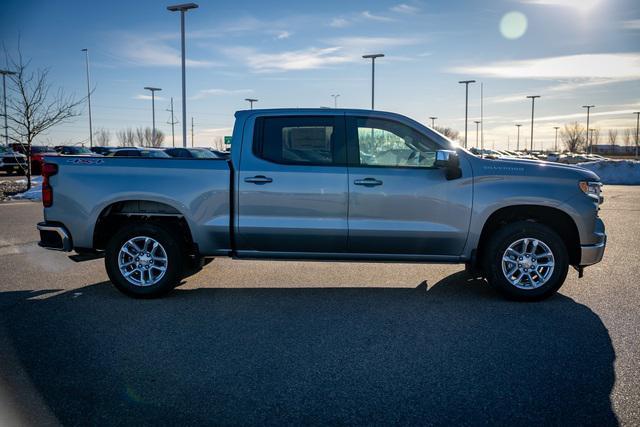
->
[189,149,216,159]
[32,146,55,153]
[141,150,170,158]
[64,146,92,154]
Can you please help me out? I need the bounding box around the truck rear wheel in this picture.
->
[105,223,184,298]
[483,221,568,301]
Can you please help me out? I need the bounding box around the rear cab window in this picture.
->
[253,116,346,166]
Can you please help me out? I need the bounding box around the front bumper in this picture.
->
[580,217,606,266]
[37,222,72,251]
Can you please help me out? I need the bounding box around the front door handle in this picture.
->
[244,175,273,184]
[354,177,383,187]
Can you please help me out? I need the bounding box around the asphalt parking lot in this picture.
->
[0,186,638,426]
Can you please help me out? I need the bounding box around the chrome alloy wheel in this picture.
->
[118,236,168,287]
[501,238,555,290]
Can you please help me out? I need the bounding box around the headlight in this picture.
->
[579,181,603,204]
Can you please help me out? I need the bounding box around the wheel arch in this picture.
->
[93,200,197,256]
[475,205,581,268]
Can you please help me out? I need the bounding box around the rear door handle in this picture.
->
[354,178,383,187]
[244,175,273,184]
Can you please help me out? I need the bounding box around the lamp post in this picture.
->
[526,95,540,152]
[331,94,340,108]
[80,49,93,147]
[582,105,595,154]
[474,120,480,149]
[167,2,199,148]
[459,80,476,149]
[245,98,258,110]
[0,69,16,146]
[634,112,640,159]
[144,87,162,146]
[429,116,437,128]
[362,54,384,109]
[554,126,560,152]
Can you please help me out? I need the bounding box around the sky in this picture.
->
[1,0,639,150]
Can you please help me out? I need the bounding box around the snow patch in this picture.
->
[578,160,640,185]
[11,176,43,201]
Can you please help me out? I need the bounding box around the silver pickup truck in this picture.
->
[37,109,606,300]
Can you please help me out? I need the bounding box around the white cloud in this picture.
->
[622,19,640,30]
[514,109,640,124]
[133,94,165,101]
[391,3,420,13]
[450,53,640,80]
[115,33,217,68]
[518,0,602,11]
[327,36,421,50]
[487,78,627,104]
[329,17,350,28]
[191,88,254,100]
[225,46,353,72]
[224,36,421,72]
[275,31,292,40]
[361,11,395,22]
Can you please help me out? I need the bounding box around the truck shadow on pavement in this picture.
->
[0,271,617,426]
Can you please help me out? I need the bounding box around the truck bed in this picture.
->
[43,156,232,254]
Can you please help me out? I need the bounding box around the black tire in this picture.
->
[105,223,184,298]
[483,221,568,301]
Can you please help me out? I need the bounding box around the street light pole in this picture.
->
[554,126,560,152]
[80,49,93,147]
[167,2,199,148]
[459,80,476,149]
[582,105,595,154]
[363,54,384,110]
[429,116,437,128]
[0,69,16,146]
[331,94,340,108]
[245,98,258,110]
[515,124,522,151]
[474,120,480,149]
[144,87,162,146]
[526,95,540,152]
[634,112,640,159]
[166,97,178,148]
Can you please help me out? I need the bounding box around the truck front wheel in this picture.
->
[483,221,568,301]
[105,223,184,298]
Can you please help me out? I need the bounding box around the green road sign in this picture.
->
[224,136,232,145]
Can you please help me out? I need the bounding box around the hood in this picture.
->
[470,155,601,182]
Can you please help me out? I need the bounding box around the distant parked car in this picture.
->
[108,148,170,158]
[0,146,27,175]
[208,149,230,158]
[55,146,96,156]
[164,147,218,159]
[10,144,58,174]
[90,146,116,156]
[546,152,561,162]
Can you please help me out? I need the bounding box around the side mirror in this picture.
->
[435,149,462,180]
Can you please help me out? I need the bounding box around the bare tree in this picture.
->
[134,127,145,146]
[590,128,600,151]
[560,122,586,153]
[608,129,618,154]
[143,127,165,148]
[116,128,135,146]
[622,128,632,149]
[434,126,461,142]
[94,128,111,146]
[5,45,84,188]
